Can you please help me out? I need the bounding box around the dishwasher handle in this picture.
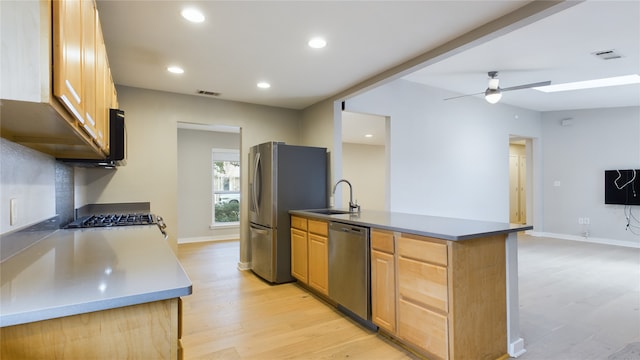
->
[330,222,368,235]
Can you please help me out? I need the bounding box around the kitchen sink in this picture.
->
[304,209,352,215]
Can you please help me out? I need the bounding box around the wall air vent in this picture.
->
[196,90,221,96]
[592,49,622,60]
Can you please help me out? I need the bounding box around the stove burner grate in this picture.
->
[66,213,156,228]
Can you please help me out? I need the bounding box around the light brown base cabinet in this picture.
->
[371,230,508,360]
[290,216,329,296]
[290,225,309,283]
[1,298,184,359]
[371,229,396,333]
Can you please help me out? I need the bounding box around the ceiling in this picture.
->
[96,0,530,110]
[97,1,640,144]
[403,0,640,112]
[342,112,386,145]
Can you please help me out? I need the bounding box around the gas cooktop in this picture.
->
[65,213,157,229]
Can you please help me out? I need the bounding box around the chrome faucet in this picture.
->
[332,179,360,213]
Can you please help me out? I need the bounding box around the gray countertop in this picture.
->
[0,226,192,327]
[289,209,532,240]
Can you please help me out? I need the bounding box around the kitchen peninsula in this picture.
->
[290,209,532,360]
[0,226,192,359]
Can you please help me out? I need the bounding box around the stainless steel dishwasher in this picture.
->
[328,221,372,324]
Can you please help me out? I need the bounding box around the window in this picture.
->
[212,149,240,227]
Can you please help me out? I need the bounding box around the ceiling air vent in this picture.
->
[592,49,622,60]
[196,90,221,96]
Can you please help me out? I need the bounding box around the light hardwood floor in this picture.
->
[177,235,640,360]
[178,240,416,359]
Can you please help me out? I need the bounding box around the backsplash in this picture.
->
[0,138,74,235]
[55,162,75,226]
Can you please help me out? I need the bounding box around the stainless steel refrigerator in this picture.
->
[249,142,328,283]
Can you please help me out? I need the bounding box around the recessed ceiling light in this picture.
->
[534,74,640,92]
[167,66,184,74]
[308,37,327,49]
[364,134,373,138]
[181,8,205,23]
[257,82,271,89]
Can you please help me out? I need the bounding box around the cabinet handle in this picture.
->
[60,95,85,124]
[86,112,96,126]
[65,80,81,104]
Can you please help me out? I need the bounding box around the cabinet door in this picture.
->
[94,26,108,151]
[398,299,448,360]
[81,0,98,140]
[290,216,307,231]
[308,219,328,236]
[398,257,448,312]
[371,249,395,333]
[371,229,394,253]
[290,228,308,283]
[398,235,447,266]
[308,233,328,295]
[109,67,118,109]
[53,0,85,124]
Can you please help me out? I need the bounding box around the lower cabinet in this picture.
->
[291,227,308,283]
[373,231,507,360]
[308,232,328,295]
[397,234,450,359]
[370,229,396,333]
[1,298,183,359]
[398,298,448,360]
[290,216,329,296]
[293,218,508,360]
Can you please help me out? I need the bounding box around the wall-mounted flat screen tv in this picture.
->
[605,169,639,205]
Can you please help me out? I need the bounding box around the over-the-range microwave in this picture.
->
[59,108,126,168]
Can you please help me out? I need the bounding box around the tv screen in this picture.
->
[605,169,640,205]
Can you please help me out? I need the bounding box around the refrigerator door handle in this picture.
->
[250,224,269,235]
[252,151,261,217]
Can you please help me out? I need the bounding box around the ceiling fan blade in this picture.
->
[444,79,552,101]
[501,80,551,92]
[443,91,484,101]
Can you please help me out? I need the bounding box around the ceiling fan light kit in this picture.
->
[485,88,502,104]
[485,71,502,104]
[444,71,551,104]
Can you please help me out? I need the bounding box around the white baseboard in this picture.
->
[527,231,640,248]
[177,234,239,244]
[509,337,526,358]
[237,261,251,271]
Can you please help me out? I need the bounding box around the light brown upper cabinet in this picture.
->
[53,0,84,128]
[53,0,111,152]
[0,0,116,159]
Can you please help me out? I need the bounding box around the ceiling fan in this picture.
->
[444,71,551,104]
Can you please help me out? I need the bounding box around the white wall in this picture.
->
[541,107,640,246]
[177,129,240,242]
[341,143,386,210]
[77,86,301,256]
[345,79,542,223]
[0,138,56,234]
[300,98,339,199]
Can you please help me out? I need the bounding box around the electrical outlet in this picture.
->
[10,198,17,225]
[578,217,584,225]
[584,217,590,225]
